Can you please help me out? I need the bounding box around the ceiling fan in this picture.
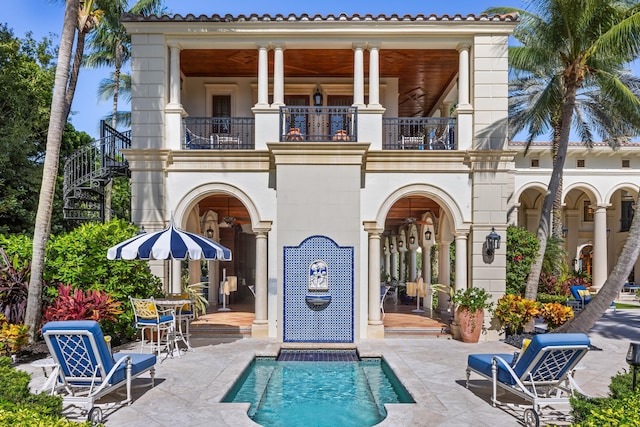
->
[404,198,428,225]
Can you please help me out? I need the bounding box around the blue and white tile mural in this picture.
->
[283,236,354,342]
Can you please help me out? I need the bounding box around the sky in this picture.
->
[0,0,604,140]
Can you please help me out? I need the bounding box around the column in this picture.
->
[353,43,365,106]
[456,43,471,108]
[398,244,407,282]
[168,44,181,107]
[368,229,383,324]
[272,44,285,106]
[383,243,391,279]
[509,203,520,226]
[437,240,451,311]
[368,43,381,108]
[592,205,609,290]
[408,246,417,281]
[256,44,269,107]
[422,242,433,309]
[390,240,398,280]
[454,233,468,292]
[252,228,269,337]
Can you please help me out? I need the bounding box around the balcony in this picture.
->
[183,117,255,150]
[383,117,455,150]
[279,106,358,142]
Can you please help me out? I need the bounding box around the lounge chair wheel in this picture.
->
[523,408,539,427]
[88,407,103,425]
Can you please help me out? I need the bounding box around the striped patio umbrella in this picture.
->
[107,220,232,261]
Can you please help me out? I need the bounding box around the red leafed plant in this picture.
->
[43,284,123,324]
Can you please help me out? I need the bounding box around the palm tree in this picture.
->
[24,0,103,342]
[86,0,164,129]
[98,72,131,128]
[488,0,640,301]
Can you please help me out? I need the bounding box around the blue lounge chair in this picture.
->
[42,320,156,424]
[569,285,615,313]
[466,333,590,427]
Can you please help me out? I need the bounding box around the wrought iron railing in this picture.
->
[383,117,455,150]
[183,117,255,149]
[63,121,131,222]
[279,106,358,142]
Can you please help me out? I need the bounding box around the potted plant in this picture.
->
[450,287,493,343]
[493,294,540,336]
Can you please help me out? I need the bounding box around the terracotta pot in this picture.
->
[456,307,484,343]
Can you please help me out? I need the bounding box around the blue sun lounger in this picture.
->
[42,320,157,424]
[466,333,590,427]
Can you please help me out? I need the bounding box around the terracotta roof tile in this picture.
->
[121,12,519,23]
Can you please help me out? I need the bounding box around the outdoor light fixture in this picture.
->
[390,243,394,251]
[137,225,146,235]
[562,225,568,238]
[627,342,640,391]
[425,227,432,240]
[607,228,611,238]
[206,228,214,239]
[398,240,404,248]
[313,87,323,107]
[485,227,501,256]
[409,235,415,245]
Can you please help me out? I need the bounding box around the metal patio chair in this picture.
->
[130,297,176,356]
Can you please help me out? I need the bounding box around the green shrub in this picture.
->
[506,226,539,295]
[0,401,91,426]
[0,356,62,417]
[537,293,569,304]
[571,370,639,425]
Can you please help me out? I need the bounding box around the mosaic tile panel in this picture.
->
[283,235,354,342]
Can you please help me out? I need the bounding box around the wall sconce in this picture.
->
[398,240,404,248]
[562,225,568,238]
[206,228,214,239]
[313,87,323,106]
[424,227,432,240]
[390,243,394,251]
[607,228,611,238]
[137,225,146,235]
[409,235,415,245]
[485,227,501,255]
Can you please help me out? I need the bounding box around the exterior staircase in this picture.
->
[63,121,130,223]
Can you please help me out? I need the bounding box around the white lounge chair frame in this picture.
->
[466,333,590,427]
[42,320,156,424]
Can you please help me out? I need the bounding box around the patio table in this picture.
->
[155,298,194,352]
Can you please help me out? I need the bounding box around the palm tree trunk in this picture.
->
[25,0,79,342]
[555,200,640,333]
[525,85,576,301]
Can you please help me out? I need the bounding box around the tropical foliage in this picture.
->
[451,287,493,313]
[0,248,29,324]
[539,302,574,330]
[505,226,539,295]
[493,294,540,335]
[0,315,30,356]
[42,284,123,325]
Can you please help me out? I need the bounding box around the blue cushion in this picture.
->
[138,315,174,324]
[467,353,516,385]
[42,320,156,386]
[111,353,156,384]
[468,333,590,386]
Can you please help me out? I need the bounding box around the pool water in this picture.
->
[222,353,414,427]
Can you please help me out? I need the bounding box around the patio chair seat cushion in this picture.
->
[111,353,157,384]
[467,353,516,385]
[138,315,174,324]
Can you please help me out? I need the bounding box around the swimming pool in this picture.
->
[222,350,414,427]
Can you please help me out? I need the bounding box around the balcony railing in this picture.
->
[383,117,455,150]
[279,106,358,142]
[183,117,255,149]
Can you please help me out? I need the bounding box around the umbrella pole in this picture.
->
[219,268,230,312]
